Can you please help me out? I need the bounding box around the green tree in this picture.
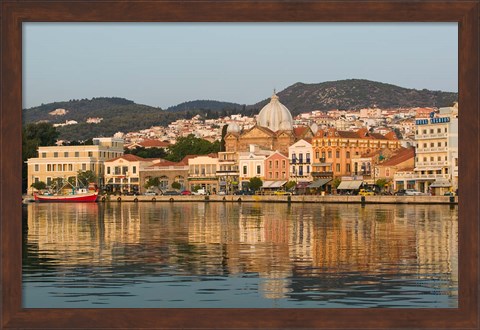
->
[77,170,97,186]
[332,178,341,189]
[144,177,160,189]
[193,185,201,192]
[166,134,220,162]
[171,182,181,190]
[22,122,59,192]
[375,178,388,190]
[220,124,228,152]
[285,180,297,191]
[31,181,47,191]
[248,177,263,192]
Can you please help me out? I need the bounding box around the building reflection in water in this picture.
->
[25,202,458,303]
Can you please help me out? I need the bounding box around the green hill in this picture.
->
[23,80,458,141]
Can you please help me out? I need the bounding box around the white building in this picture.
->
[238,144,273,190]
[288,139,313,182]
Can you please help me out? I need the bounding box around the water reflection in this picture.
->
[23,202,458,308]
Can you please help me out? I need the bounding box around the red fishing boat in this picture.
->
[34,191,98,202]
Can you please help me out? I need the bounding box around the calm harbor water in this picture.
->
[22,202,458,308]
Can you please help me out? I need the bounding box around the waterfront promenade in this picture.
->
[100,194,458,204]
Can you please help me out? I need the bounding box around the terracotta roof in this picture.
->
[379,147,415,166]
[136,139,170,148]
[384,131,398,140]
[293,126,309,138]
[105,154,148,162]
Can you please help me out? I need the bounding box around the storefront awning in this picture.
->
[262,181,287,189]
[337,180,363,190]
[429,180,451,188]
[307,178,332,188]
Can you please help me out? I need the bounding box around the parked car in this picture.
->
[217,190,226,195]
[144,191,158,196]
[234,190,254,195]
[404,189,423,196]
[163,190,181,196]
[181,190,192,195]
[274,190,292,196]
[192,188,207,195]
[358,189,375,196]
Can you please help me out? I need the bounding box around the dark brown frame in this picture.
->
[1,0,478,329]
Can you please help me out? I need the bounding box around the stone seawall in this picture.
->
[100,195,458,205]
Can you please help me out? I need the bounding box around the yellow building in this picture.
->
[311,128,401,179]
[26,137,124,194]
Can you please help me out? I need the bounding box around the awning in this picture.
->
[307,178,332,188]
[429,180,451,188]
[337,180,363,190]
[262,181,287,189]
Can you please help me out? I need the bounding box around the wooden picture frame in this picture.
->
[1,0,478,328]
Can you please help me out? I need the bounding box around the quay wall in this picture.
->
[100,195,458,205]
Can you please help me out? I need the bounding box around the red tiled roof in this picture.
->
[379,148,415,166]
[105,154,148,162]
[293,126,309,138]
[139,139,171,148]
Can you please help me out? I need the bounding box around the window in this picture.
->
[243,166,247,175]
[269,172,272,178]
[346,163,351,172]
[63,164,67,171]
[423,143,427,148]
[53,152,58,158]
[46,177,52,185]
[438,142,442,147]
[107,167,111,174]
[75,151,79,157]
[34,177,39,184]
[445,141,448,146]
[445,168,449,174]
[328,151,332,158]
[58,164,62,171]
[82,163,86,170]
[437,128,441,133]
[455,158,458,166]
[430,129,434,134]
[132,166,137,174]
[256,165,261,175]
[275,160,279,168]
[122,166,128,174]
[336,150,340,158]
[41,152,46,158]
[88,151,93,157]
[282,160,286,168]
[34,164,39,172]
[269,161,272,169]
[306,165,310,173]
[47,164,52,171]
[430,157,434,161]
[423,157,427,162]
[336,163,340,172]
[315,151,319,159]
[92,164,96,172]
[306,153,310,161]
[423,129,427,134]
[275,172,279,179]
[445,127,447,132]
[282,172,286,179]
[346,151,350,158]
[64,152,69,157]
[321,151,326,158]
[430,143,434,147]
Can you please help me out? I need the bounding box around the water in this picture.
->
[22,202,458,308]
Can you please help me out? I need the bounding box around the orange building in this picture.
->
[311,128,401,179]
[264,151,289,182]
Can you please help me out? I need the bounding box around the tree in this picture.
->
[171,182,181,190]
[22,122,59,192]
[375,178,388,191]
[144,177,160,189]
[77,170,97,186]
[220,124,228,152]
[166,134,221,162]
[31,181,47,191]
[248,177,263,192]
[332,178,341,189]
[285,180,297,191]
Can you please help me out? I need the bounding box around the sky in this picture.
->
[23,23,458,109]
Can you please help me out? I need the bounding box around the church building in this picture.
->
[224,92,314,155]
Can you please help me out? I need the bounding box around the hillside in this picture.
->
[249,79,458,116]
[23,80,458,141]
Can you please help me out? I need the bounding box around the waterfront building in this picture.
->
[26,137,124,194]
[264,151,290,182]
[288,139,313,182]
[311,128,401,180]
[374,147,415,192]
[104,154,160,193]
[224,92,313,154]
[187,153,220,193]
[139,156,191,193]
[216,151,239,194]
[238,144,274,190]
[394,103,458,194]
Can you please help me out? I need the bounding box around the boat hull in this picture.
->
[34,192,98,203]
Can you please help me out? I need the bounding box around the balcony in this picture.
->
[394,173,449,180]
[311,171,333,177]
[416,147,448,153]
[291,158,296,164]
[416,133,448,140]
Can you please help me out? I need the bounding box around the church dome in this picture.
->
[226,122,241,133]
[256,92,293,132]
